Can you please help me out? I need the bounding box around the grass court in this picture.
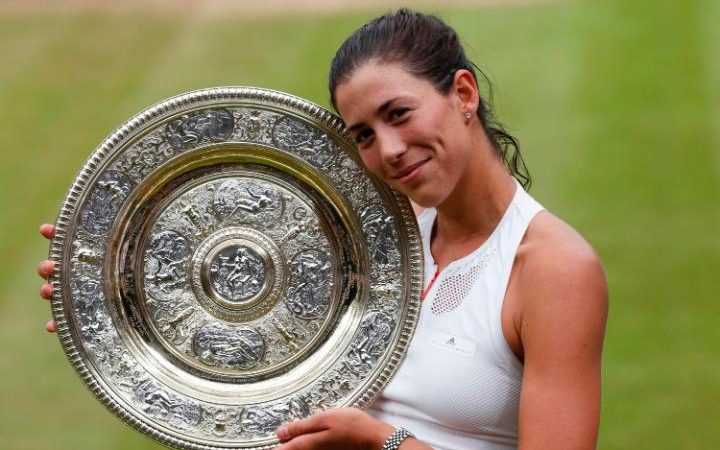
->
[0,0,718,448]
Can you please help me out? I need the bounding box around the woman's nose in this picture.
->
[376,130,407,164]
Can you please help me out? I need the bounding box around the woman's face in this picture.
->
[334,62,475,208]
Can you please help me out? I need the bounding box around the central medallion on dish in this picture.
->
[207,243,267,305]
[204,240,271,310]
[192,227,284,323]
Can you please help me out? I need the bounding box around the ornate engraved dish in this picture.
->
[48,87,422,449]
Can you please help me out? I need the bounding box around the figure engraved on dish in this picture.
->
[165,108,234,150]
[367,284,402,315]
[314,370,354,409]
[192,326,266,369]
[115,134,174,183]
[80,170,132,235]
[279,206,322,245]
[154,184,217,242]
[347,312,395,374]
[240,398,309,437]
[148,298,197,345]
[213,179,283,223]
[271,315,301,352]
[330,154,366,196]
[209,245,266,302]
[202,407,242,437]
[134,380,202,431]
[271,116,313,148]
[108,349,145,392]
[180,202,215,236]
[235,108,276,143]
[144,230,191,299]
[71,239,105,276]
[286,250,333,319]
[305,367,356,410]
[272,116,337,168]
[72,242,103,266]
[71,276,107,334]
[360,205,400,266]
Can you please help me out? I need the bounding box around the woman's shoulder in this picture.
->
[522,211,603,275]
[513,210,608,315]
[503,209,608,369]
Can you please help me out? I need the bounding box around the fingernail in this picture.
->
[277,424,289,441]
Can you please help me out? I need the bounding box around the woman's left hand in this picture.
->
[275,407,394,450]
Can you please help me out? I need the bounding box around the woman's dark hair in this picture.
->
[329,8,531,190]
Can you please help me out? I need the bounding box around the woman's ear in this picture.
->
[452,69,480,115]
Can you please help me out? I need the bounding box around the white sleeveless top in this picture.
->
[368,182,544,450]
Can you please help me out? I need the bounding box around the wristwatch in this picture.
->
[380,427,415,450]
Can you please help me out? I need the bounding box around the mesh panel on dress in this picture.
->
[430,247,497,315]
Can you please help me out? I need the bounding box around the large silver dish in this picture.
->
[48,87,422,449]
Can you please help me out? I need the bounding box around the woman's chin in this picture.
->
[405,190,443,210]
[385,176,444,209]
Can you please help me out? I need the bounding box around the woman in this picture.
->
[37,9,608,450]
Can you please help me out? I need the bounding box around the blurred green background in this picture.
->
[1,0,718,449]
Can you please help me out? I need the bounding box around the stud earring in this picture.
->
[465,112,472,120]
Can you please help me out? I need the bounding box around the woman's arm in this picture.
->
[513,216,608,450]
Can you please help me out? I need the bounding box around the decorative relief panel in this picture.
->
[80,170,132,235]
[144,230,193,301]
[192,325,266,370]
[213,178,284,225]
[286,249,333,319]
[166,108,235,151]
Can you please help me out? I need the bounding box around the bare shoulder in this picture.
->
[518,210,606,295]
[509,210,608,354]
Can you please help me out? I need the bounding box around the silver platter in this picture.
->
[49,87,422,449]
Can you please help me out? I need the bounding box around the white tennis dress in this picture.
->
[368,181,544,450]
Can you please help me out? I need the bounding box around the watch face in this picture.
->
[49,87,422,449]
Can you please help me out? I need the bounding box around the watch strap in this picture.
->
[380,427,415,450]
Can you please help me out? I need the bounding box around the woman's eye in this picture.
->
[355,129,373,145]
[389,108,409,121]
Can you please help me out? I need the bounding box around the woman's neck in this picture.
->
[431,139,517,268]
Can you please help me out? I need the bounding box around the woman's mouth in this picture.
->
[393,159,428,184]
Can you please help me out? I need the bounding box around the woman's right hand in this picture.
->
[37,223,57,333]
